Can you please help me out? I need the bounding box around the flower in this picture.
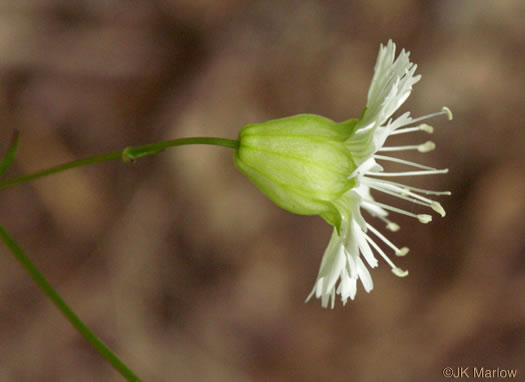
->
[234,40,452,308]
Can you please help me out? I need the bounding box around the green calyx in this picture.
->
[234,114,358,232]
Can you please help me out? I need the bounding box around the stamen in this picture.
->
[362,178,447,217]
[379,144,424,152]
[363,177,434,204]
[368,200,432,223]
[378,141,435,153]
[366,182,437,210]
[402,108,452,127]
[374,154,436,170]
[366,168,448,177]
[392,268,409,277]
[366,223,409,257]
[362,176,451,195]
[390,123,434,135]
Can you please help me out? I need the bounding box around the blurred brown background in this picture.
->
[0,1,524,381]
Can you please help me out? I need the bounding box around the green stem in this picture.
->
[0,137,238,190]
[0,136,237,379]
[0,224,141,381]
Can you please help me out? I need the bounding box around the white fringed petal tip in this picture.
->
[306,40,452,308]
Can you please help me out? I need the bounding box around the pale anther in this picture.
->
[442,106,453,120]
[431,201,446,217]
[417,214,432,223]
[420,124,434,134]
[386,222,400,232]
[417,141,436,153]
[392,267,409,277]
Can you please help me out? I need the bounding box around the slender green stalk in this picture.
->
[0,224,141,381]
[0,137,238,190]
[0,136,238,379]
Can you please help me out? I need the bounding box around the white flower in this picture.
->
[306,40,452,308]
[234,40,452,308]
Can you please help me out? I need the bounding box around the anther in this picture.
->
[367,168,448,176]
[392,267,409,277]
[386,222,400,232]
[420,124,434,134]
[417,214,432,223]
[442,106,453,120]
[396,247,409,257]
[417,141,436,153]
[431,202,446,217]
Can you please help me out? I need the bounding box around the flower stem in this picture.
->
[0,224,141,381]
[0,137,238,190]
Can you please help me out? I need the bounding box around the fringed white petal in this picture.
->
[357,40,421,132]
[308,40,451,308]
